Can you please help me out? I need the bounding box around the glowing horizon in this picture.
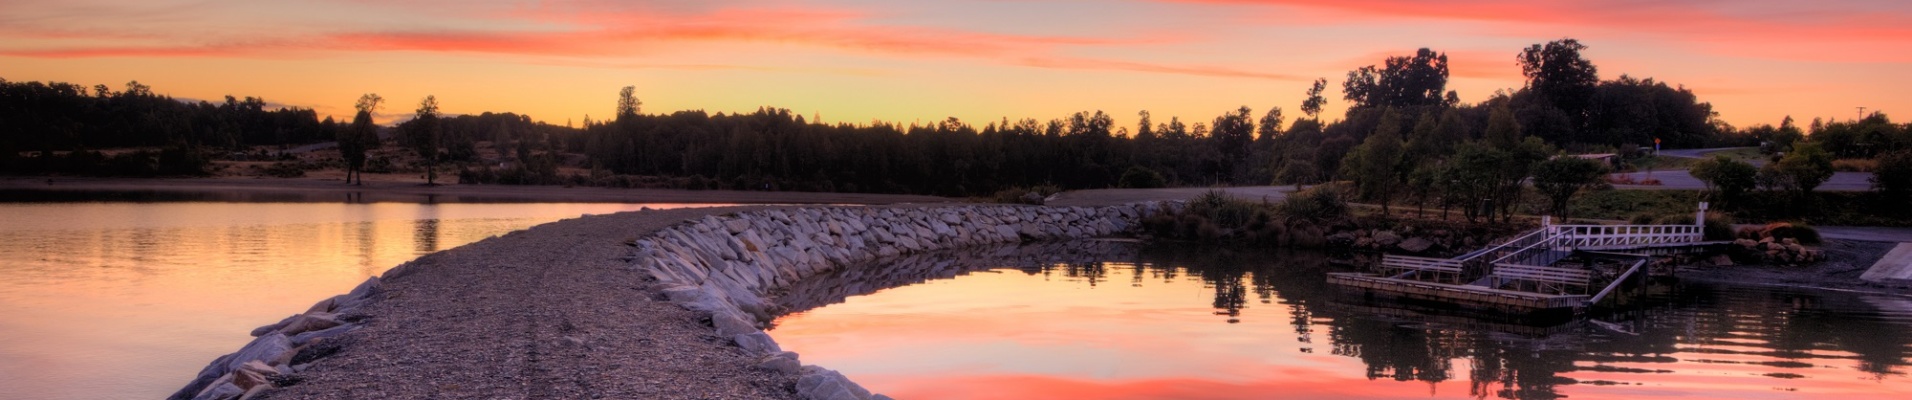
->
[4,0,1909,130]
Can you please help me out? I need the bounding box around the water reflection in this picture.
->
[771,242,1912,399]
[0,201,710,400]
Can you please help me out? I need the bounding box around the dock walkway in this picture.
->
[1332,204,1721,314]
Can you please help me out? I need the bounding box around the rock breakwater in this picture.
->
[170,278,381,400]
[634,204,1155,400]
[171,203,1154,400]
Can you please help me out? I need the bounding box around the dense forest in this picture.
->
[5,39,1912,212]
[0,78,331,176]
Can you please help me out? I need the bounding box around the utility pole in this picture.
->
[1858,106,1868,121]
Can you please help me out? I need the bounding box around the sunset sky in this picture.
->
[4,0,1909,129]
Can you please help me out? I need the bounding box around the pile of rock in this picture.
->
[1326,226,1499,256]
[1732,237,1824,265]
[634,203,1153,400]
[169,277,380,400]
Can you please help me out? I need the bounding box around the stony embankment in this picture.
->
[632,204,1157,400]
[170,278,382,400]
[170,203,1154,400]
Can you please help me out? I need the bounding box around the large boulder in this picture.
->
[797,366,875,400]
[1397,237,1436,253]
[275,313,341,336]
[733,332,782,354]
[755,351,802,374]
[190,381,243,400]
[171,334,289,400]
[1372,231,1403,247]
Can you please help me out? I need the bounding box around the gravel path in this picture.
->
[265,206,803,399]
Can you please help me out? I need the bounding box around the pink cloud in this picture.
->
[3,4,1258,79]
[1019,57,1308,80]
[1331,49,1519,80]
[1162,0,1912,62]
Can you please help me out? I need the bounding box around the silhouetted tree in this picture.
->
[1343,120,1406,214]
[1257,107,1285,142]
[1532,156,1609,219]
[616,85,641,120]
[1301,78,1328,119]
[1343,48,1451,109]
[1518,39,1599,128]
[403,95,442,185]
[340,93,383,185]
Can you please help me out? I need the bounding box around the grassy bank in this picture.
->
[1568,189,1912,227]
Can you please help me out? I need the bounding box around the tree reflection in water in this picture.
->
[773,241,1912,399]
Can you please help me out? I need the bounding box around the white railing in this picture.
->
[1546,224,1703,249]
[1380,255,1465,283]
[1458,228,1551,263]
[1491,263,1592,294]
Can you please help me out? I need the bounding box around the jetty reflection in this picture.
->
[771,241,1912,399]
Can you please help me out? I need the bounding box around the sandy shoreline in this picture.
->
[1,176,950,204]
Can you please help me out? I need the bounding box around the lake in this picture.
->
[8,197,1910,400]
[0,197,712,400]
[771,242,1912,399]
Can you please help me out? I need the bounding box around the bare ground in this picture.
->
[1680,239,1912,295]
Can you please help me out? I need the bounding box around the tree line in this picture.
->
[0,78,329,176]
[7,38,1908,217]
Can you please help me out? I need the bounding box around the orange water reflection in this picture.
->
[771,247,1912,399]
[0,202,714,400]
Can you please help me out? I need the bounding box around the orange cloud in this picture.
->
[1331,49,1519,80]
[3,4,1260,80]
[1019,57,1307,81]
[1163,0,1912,62]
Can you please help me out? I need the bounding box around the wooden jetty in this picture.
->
[1329,203,1727,317]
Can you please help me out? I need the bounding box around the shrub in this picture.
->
[1188,190,1260,228]
[263,162,306,178]
[1775,141,1835,195]
[1649,211,1734,241]
[1689,155,1757,204]
[991,185,1063,205]
[1118,166,1167,188]
[156,145,209,176]
[1278,185,1348,224]
[1874,150,1912,201]
[1702,212,1737,241]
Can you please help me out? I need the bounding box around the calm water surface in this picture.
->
[772,243,1912,400]
[0,200,711,400]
